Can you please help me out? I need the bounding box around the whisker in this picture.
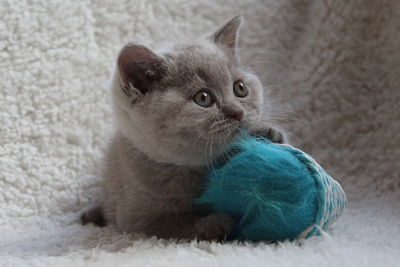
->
[208,134,215,173]
[204,137,210,170]
[218,124,235,172]
[194,128,210,144]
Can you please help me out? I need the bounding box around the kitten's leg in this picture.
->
[143,213,234,242]
[250,126,287,144]
[80,206,107,227]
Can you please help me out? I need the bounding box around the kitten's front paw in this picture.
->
[195,214,235,242]
[266,127,287,144]
[81,206,107,227]
[252,127,287,144]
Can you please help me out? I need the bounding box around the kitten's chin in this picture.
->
[148,146,218,167]
[166,155,211,167]
[141,145,214,167]
[120,132,214,167]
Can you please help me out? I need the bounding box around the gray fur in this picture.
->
[82,16,287,241]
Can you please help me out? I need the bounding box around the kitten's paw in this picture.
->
[195,214,235,242]
[81,206,107,227]
[252,127,287,144]
[266,127,287,144]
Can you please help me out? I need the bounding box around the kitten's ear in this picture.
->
[209,15,242,58]
[117,43,166,96]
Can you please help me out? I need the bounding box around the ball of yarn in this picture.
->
[196,136,346,242]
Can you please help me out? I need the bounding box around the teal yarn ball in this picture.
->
[196,137,346,242]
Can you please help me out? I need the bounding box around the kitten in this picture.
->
[81,16,286,241]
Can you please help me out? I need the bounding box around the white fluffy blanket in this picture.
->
[1,0,399,266]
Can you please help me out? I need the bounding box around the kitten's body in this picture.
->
[82,16,286,241]
[101,132,233,240]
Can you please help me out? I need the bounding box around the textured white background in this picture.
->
[0,0,399,266]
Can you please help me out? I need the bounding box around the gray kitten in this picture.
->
[81,16,286,241]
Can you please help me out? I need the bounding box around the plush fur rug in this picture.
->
[1,0,399,266]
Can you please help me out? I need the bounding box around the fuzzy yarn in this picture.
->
[196,137,346,242]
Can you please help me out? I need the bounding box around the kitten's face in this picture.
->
[112,16,264,166]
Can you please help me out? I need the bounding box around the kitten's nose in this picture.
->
[223,106,244,121]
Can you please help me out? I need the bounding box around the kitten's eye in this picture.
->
[193,90,213,107]
[233,80,249,98]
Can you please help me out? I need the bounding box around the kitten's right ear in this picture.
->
[208,16,242,61]
[117,43,166,97]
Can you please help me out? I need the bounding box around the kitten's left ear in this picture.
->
[209,15,242,59]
